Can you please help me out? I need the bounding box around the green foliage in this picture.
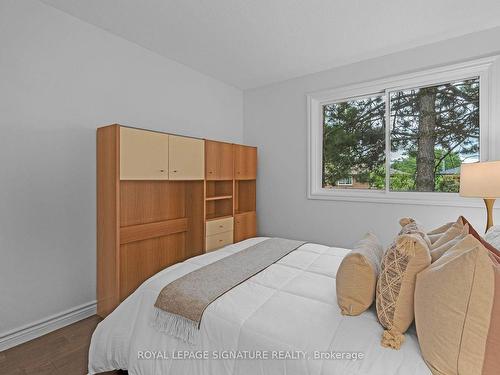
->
[322,97,385,188]
[390,149,462,192]
[322,78,479,192]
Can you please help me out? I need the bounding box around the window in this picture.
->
[336,176,353,186]
[308,57,496,205]
[390,79,479,193]
[323,95,385,190]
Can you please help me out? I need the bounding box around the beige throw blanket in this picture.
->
[152,238,305,343]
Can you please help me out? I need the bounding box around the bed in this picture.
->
[88,237,431,375]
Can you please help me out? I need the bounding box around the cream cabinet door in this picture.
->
[169,135,204,180]
[120,127,169,180]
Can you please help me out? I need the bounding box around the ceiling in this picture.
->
[41,0,500,89]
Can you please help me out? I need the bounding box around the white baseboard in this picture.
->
[0,300,97,352]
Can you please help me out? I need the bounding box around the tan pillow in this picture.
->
[376,233,431,349]
[415,235,500,375]
[430,229,467,262]
[427,222,454,244]
[336,232,384,316]
[431,221,466,249]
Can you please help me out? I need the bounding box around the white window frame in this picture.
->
[307,56,499,207]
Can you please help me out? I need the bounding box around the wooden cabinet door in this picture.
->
[120,127,169,180]
[205,140,233,180]
[234,211,257,242]
[169,135,205,180]
[234,145,257,180]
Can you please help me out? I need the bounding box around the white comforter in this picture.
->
[89,237,431,375]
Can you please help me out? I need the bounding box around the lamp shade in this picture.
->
[460,161,500,198]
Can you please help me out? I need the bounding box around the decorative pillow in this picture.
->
[430,220,466,249]
[336,232,384,316]
[376,233,431,349]
[430,226,468,262]
[398,217,431,247]
[459,216,500,257]
[415,235,500,375]
[427,222,454,244]
[485,225,500,250]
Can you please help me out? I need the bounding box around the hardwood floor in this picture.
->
[0,316,127,375]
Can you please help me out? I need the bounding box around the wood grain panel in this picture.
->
[120,218,188,244]
[119,233,186,299]
[185,181,205,257]
[120,127,169,180]
[97,125,120,318]
[234,144,257,180]
[169,135,205,180]
[205,140,234,180]
[120,181,186,226]
[234,211,257,243]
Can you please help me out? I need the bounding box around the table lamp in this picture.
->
[460,161,500,232]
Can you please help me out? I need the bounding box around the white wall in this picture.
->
[0,0,243,339]
[244,27,500,248]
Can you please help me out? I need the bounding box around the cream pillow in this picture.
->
[430,230,467,262]
[376,233,431,349]
[431,220,466,249]
[336,232,384,316]
[415,235,500,375]
[427,222,454,244]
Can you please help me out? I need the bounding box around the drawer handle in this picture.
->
[219,239,223,242]
[173,170,178,173]
[219,225,224,228]
[160,169,165,172]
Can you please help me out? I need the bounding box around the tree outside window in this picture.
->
[322,78,479,193]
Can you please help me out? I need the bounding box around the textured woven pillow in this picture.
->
[336,232,384,316]
[398,217,431,246]
[415,235,500,375]
[376,233,431,349]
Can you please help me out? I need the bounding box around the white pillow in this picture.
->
[484,225,500,249]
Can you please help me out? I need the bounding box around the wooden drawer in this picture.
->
[206,217,234,236]
[206,230,233,252]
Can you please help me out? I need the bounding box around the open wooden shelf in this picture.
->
[206,180,232,197]
[235,180,256,214]
[206,214,233,222]
[206,212,233,221]
[206,197,233,220]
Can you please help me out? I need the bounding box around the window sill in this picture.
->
[308,188,488,208]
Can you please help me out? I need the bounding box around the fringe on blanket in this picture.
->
[151,307,199,345]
